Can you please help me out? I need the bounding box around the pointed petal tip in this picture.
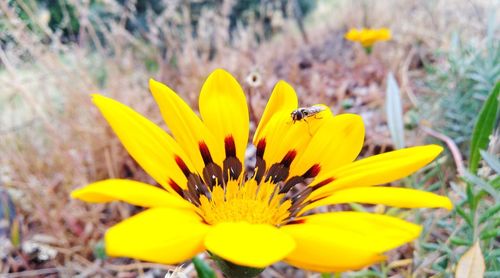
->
[69,188,81,199]
[413,225,424,238]
[442,196,454,211]
[90,93,105,102]
[149,78,166,93]
[91,94,117,108]
[419,144,444,159]
[148,78,157,87]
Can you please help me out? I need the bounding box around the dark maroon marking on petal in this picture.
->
[290,187,313,205]
[186,174,205,205]
[280,176,304,193]
[265,163,289,183]
[198,141,213,165]
[222,135,242,182]
[256,138,266,158]
[202,163,223,189]
[184,189,201,206]
[311,177,335,191]
[224,136,237,158]
[223,157,242,182]
[253,138,267,183]
[266,150,297,183]
[280,164,321,194]
[286,187,314,217]
[280,150,297,168]
[167,178,184,197]
[285,219,305,225]
[264,150,297,184]
[289,195,328,217]
[174,155,191,178]
[303,164,321,178]
[187,174,205,193]
[254,157,266,183]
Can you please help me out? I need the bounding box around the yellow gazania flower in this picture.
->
[345,28,392,48]
[71,69,452,273]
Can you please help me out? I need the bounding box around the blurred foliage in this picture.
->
[424,19,500,156]
[5,0,315,45]
[5,0,80,40]
[420,83,499,277]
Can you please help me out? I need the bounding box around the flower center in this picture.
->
[198,179,291,225]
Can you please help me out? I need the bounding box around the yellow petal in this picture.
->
[199,69,249,171]
[255,106,333,183]
[253,80,298,144]
[92,94,192,192]
[204,222,295,268]
[302,187,452,215]
[290,114,364,178]
[71,179,194,209]
[297,212,422,252]
[377,28,392,40]
[281,222,385,272]
[310,145,443,198]
[149,79,224,177]
[344,28,361,41]
[105,208,209,264]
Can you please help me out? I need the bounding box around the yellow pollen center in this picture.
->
[198,179,291,225]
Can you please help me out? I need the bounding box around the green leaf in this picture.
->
[192,256,216,278]
[456,206,474,227]
[93,241,107,260]
[480,228,500,240]
[450,237,472,246]
[466,182,477,210]
[480,150,500,174]
[469,82,499,173]
[463,171,499,203]
[479,203,500,224]
[386,73,405,149]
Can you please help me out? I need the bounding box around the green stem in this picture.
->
[210,253,265,278]
[363,46,373,55]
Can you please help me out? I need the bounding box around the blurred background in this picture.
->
[0,0,499,277]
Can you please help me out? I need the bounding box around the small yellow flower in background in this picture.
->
[345,28,392,54]
[71,69,451,276]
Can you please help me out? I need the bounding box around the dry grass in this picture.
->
[0,0,497,277]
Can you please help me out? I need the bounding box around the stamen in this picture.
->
[198,180,291,225]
